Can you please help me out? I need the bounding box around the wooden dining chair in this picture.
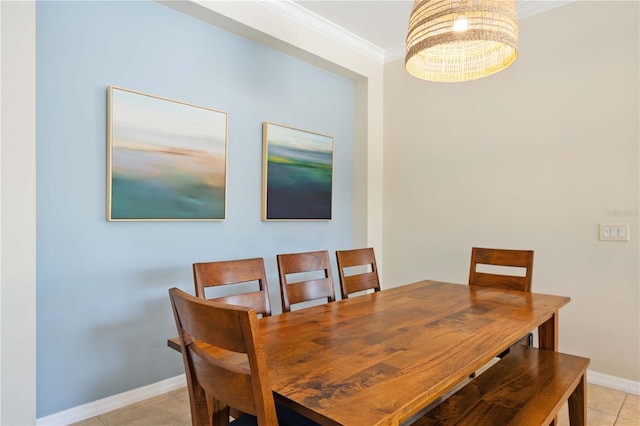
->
[168,288,319,426]
[469,247,534,292]
[193,258,272,317]
[469,247,535,354]
[335,247,380,299]
[276,250,336,312]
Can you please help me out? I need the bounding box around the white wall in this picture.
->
[383,1,639,382]
[0,1,37,424]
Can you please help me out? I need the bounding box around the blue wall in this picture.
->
[36,1,354,417]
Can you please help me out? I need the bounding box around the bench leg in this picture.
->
[539,312,559,426]
[567,374,587,426]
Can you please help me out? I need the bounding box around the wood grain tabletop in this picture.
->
[258,280,570,425]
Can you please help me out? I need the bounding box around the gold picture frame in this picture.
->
[107,86,228,221]
[262,122,333,221]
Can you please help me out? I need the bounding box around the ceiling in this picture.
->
[293,1,415,52]
[287,0,574,62]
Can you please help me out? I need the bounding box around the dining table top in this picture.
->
[257,280,568,425]
[169,279,570,426]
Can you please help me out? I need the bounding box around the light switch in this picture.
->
[619,225,627,239]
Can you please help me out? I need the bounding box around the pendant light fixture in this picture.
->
[405,0,519,82]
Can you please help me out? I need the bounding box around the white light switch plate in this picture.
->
[599,224,629,241]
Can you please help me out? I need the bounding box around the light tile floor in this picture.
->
[556,384,640,426]
[71,383,639,426]
[70,388,191,426]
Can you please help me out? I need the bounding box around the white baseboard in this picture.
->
[35,374,186,426]
[589,370,640,395]
[35,368,640,425]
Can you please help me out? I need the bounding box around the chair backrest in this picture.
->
[169,288,278,426]
[335,247,381,299]
[468,247,534,292]
[193,258,272,317]
[276,250,336,312]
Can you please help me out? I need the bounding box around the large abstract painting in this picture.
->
[262,122,333,221]
[107,87,227,221]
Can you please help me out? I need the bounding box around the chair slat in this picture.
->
[469,247,534,292]
[193,258,272,317]
[336,247,381,299]
[277,250,336,312]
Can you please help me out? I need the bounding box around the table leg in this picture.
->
[567,374,587,426]
[538,311,558,351]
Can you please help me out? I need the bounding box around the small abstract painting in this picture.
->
[107,87,227,221]
[262,122,333,221]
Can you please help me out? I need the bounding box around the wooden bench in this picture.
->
[413,345,590,426]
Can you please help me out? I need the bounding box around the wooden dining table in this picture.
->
[168,279,570,426]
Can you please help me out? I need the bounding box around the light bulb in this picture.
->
[453,17,468,32]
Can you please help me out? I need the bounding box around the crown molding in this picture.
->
[258,0,577,65]
[385,44,406,64]
[256,0,386,63]
[517,0,575,20]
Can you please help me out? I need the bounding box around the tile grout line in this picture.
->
[612,393,626,425]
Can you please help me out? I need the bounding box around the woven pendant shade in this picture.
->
[405,0,518,82]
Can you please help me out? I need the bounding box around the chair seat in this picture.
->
[231,403,320,426]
